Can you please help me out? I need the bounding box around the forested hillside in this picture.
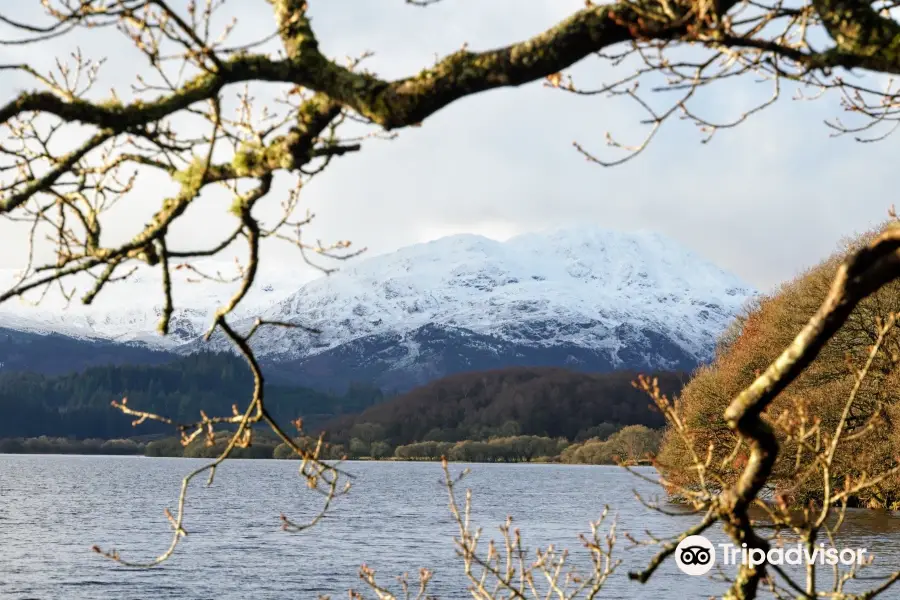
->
[320,367,686,446]
[0,353,684,447]
[658,226,900,508]
[0,352,383,439]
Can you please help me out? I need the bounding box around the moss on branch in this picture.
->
[0,2,700,144]
[813,0,900,74]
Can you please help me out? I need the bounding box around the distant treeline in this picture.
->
[144,431,286,459]
[560,425,664,465]
[271,424,664,464]
[0,424,664,465]
[0,431,285,458]
[0,352,384,439]
[0,436,146,455]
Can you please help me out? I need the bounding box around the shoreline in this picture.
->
[0,448,651,466]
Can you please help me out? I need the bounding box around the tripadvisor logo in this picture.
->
[675,535,716,576]
[675,535,868,576]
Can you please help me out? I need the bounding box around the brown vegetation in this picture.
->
[561,425,663,465]
[658,225,900,508]
[321,367,683,447]
[626,223,900,598]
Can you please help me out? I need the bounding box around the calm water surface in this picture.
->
[2,455,900,599]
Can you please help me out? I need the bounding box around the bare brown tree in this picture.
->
[5,0,900,597]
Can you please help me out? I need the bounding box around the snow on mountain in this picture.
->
[0,226,757,389]
[207,227,756,375]
[0,259,314,347]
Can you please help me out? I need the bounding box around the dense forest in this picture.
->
[320,367,686,447]
[0,352,384,439]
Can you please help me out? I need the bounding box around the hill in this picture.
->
[657,224,900,507]
[319,367,687,446]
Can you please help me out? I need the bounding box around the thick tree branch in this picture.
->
[7,0,898,155]
[812,0,900,74]
[0,1,718,139]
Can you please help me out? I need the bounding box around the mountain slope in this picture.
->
[0,324,177,376]
[212,227,756,390]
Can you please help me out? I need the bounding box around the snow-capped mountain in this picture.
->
[199,227,756,390]
[0,227,756,390]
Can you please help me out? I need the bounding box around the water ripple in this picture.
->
[2,456,900,599]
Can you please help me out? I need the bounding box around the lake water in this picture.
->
[2,456,900,599]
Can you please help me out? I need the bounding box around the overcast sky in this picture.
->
[1,0,897,294]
